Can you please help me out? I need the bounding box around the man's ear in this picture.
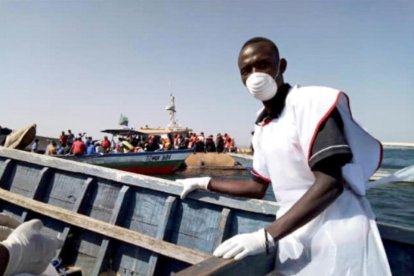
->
[279,58,287,75]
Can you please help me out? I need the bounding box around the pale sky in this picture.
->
[1,0,413,147]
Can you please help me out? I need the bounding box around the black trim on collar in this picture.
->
[255,83,292,125]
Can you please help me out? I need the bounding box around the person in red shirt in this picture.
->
[71,138,86,156]
[100,136,111,153]
[59,131,68,146]
[223,133,235,152]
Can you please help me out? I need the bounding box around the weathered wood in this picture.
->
[176,250,276,276]
[172,200,224,254]
[0,148,280,215]
[92,185,130,276]
[147,196,178,275]
[215,208,230,249]
[0,188,210,265]
[57,177,93,256]
[32,167,52,199]
[0,159,13,185]
[21,167,51,221]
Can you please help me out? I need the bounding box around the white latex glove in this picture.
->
[176,177,211,199]
[213,228,275,260]
[0,213,21,241]
[1,219,63,276]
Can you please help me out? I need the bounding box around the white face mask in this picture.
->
[245,72,277,101]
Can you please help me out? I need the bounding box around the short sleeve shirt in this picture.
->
[251,88,353,184]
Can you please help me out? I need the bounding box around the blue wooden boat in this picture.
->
[0,147,412,275]
[60,149,192,175]
[57,128,193,175]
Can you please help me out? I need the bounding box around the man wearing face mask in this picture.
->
[177,37,391,275]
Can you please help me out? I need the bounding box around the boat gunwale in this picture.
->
[0,147,279,215]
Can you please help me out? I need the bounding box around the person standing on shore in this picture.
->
[178,37,391,275]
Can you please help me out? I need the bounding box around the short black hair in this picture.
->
[241,37,279,58]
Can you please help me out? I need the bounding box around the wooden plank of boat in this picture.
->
[0,147,278,275]
[60,149,192,175]
[177,251,277,276]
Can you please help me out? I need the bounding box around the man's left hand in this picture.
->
[213,228,274,260]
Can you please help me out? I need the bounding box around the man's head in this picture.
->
[238,37,287,92]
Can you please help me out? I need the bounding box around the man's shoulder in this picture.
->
[287,84,340,105]
[290,84,340,95]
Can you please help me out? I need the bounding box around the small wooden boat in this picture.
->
[59,128,192,175]
[61,149,192,175]
[0,147,412,275]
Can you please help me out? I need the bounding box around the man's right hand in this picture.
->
[0,219,63,276]
[176,177,211,199]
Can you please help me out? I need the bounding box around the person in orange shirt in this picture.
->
[71,138,86,156]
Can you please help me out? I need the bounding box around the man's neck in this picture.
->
[262,83,291,119]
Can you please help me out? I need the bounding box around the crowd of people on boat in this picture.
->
[41,130,237,156]
[173,132,237,153]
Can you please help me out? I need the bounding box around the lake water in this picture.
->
[170,146,414,228]
[367,146,414,228]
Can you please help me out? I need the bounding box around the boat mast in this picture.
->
[165,93,179,129]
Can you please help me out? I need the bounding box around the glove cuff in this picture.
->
[1,240,22,276]
[262,229,275,255]
[199,177,211,190]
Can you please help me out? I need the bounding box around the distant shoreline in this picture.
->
[382,142,414,148]
[237,141,414,154]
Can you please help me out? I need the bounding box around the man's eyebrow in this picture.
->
[239,64,251,71]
